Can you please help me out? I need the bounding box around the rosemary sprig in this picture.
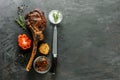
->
[53,12,59,22]
[15,15,26,30]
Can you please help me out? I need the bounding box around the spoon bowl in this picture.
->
[48,10,63,25]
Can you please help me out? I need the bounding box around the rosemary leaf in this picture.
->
[15,18,26,30]
[53,12,59,22]
[19,15,24,23]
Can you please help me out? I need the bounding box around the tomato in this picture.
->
[18,34,31,50]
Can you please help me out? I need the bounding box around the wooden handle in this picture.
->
[50,56,57,75]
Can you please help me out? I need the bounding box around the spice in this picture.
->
[35,57,49,71]
[39,43,50,55]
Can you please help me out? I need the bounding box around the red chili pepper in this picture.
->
[18,34,31,50]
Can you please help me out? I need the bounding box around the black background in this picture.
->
[0,0,120,80]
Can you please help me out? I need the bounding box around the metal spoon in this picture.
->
[48,10,63,74]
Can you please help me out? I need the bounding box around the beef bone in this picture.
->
[25,9,46,71]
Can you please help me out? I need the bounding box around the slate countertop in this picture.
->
[0,0,120,80]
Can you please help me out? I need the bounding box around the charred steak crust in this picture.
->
[25,9,46,31]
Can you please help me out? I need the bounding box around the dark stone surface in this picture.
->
[0,0,120,80]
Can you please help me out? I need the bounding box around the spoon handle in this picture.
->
[51,55,57,75]
[51,25,57,74]
[53,25,57,57]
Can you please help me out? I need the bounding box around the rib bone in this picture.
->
[25,9,46,71]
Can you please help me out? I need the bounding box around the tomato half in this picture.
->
[18,34,31,50]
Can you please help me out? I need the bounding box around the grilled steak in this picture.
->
[25,9,47,71]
